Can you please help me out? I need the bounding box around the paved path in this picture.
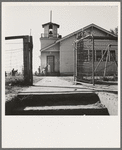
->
[19,77,94,94]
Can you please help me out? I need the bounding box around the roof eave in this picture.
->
[56,23,117,43]
[42,22,60,28]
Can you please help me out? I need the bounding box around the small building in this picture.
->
[40,20,117,76]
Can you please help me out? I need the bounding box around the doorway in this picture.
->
[47,56,54,73]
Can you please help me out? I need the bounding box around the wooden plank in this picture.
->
[5,35,28,40]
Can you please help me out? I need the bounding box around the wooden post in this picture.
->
[103,45,109,78]
[92,35,95,86]
[23,36,30,84]
[74,43,76,82]
[74,42,77,84]
[29,36,33,85]
[94,45,109,72]
[5,35,33,85]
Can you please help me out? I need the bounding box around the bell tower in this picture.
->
[40,11,62,49]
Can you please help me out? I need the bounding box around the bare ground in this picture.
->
[96,92,118,115]
[59,76,118,115]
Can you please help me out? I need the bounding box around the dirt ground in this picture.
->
[96,92,118,115]
[59,76,118,115]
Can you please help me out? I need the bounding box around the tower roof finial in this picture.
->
[50,10,52,22]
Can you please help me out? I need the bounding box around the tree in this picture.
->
[110,27,118,36]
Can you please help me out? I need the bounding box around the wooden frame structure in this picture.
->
[74,35,117,85]
[5,35,33,85]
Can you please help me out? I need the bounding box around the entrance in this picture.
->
[5,35,33,85]
[47,56,54,73]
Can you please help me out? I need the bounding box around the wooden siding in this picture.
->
[76,38,118,80]
[40,38,57,49]
[60,26,118,76]
[60,36,75,74]
[41,51,59,72]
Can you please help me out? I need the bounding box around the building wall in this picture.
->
[77,62,117,76]
[82,38,118,61]
[60,35,76,75]
[40,38,57,49]
[60,26,118,76]
[85,27,112,37]
[41,51,59,72]
[76,38,118,78]
[53,25,58,36]
[44,25,49,35]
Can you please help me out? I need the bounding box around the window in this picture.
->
[96,50,102,61]
[49,24,53,36]
[103,50,108,61]
[89,50,92,61]
[110,50,116,61]
[49,24,53,29]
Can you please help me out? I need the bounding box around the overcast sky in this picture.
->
[2,2,119,72]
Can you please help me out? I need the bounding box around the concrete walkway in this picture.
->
[19,77,94,95]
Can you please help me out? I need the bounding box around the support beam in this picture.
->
[75,36,118,43]
[103,46,109,78]
[5,35,28,40]
[93,36,118,40]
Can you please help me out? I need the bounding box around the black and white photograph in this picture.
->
[2,1,120,148]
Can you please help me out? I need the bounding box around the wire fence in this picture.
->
[5,39,24,78]
[75,38,118,84]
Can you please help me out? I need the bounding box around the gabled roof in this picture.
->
[41,23,117,52]
[56,23,117,43]
[42,22,60,28]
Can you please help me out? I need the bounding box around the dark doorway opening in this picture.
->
[47,55,54,73]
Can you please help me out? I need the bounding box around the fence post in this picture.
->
[74,42,77,84]
[103,45,110,78]
[30,36,33,85]
[92,35,95,86]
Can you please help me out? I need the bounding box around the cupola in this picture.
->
[41,11,61,38]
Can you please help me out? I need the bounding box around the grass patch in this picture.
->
[6,76,25,86]
[5,75,43,102]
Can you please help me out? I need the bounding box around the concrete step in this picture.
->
[10,103,109,115]
[17,92,100,106]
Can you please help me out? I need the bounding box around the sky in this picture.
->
[2,2,119,72]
